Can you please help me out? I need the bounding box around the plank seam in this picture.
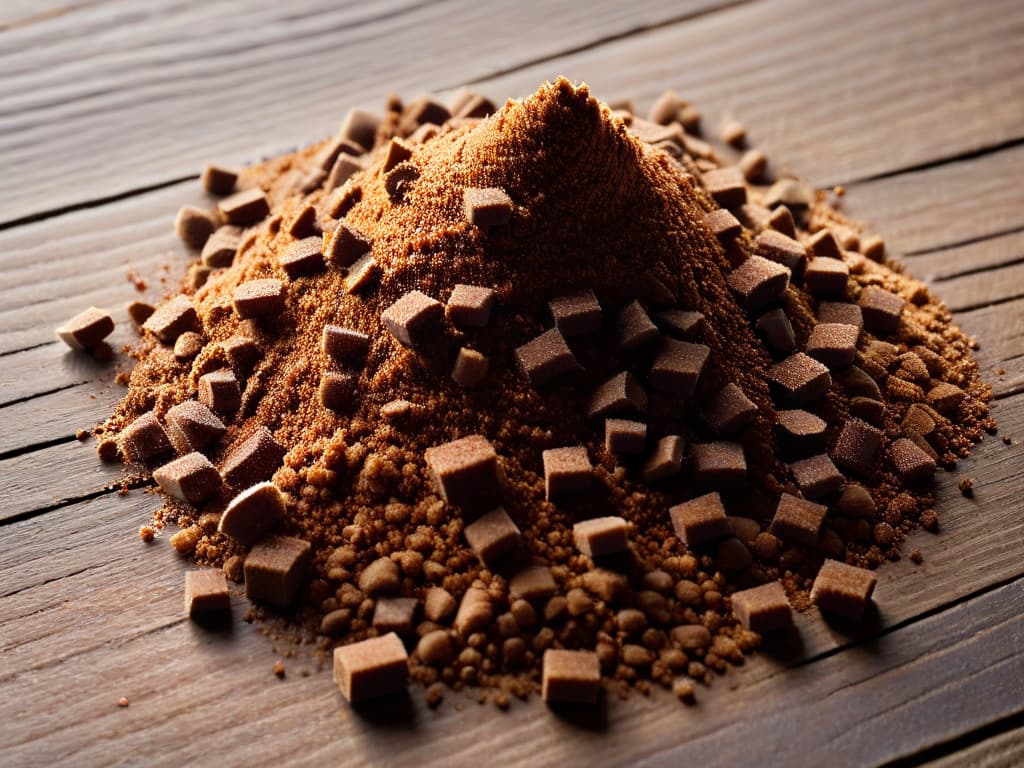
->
[0,434,78,462]
[904,224,1024,258]
[879,707,1024,767]
[845,136,1024,189]
[0,380,86,409]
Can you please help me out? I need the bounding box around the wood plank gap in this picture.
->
[883,708,1024,767]
[942,291,1024,316]
[905,224,1024,258]
[845,136,1024,189]
[930,254,1024,283]
[0,434,77,463]
[0,485,122,528]
[0,340,54,358]
[0,379,85,409]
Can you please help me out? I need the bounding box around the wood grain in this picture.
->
[926,725,1024,768]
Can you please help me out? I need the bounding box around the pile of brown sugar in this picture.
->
[91,78,993,708]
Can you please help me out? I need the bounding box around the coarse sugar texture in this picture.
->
[96,78,993,708]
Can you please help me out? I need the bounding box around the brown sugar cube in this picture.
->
[333,633,408,704]
[342,252,380,294]
[285,204,319,240]
[731,582,793,633]
[233,278,285,319]
[446,284,496,329]
[127,300,155,326]
[809,228,842,258]
[452,347,489,388]
[201,163,238,196]
[817,301,863,330]
[542,446,592,500]
[637,271,676,310]
[650,338,710,398]
[705,208,742,240]
[217,187,270,226]
[720,118,747,147]
[860,235,886,263]
[804,258,850,296]
[382,290,443,348]
[764,178,814,209]
[775,409,827,456]
[174,206,218,251]
[173,331,203,360]
[643,434,685,483]
[843,365,883,401]
[401,96,450,132]
[549,289,602,337]
[768,205,797,238]
[119,412,173,464]
[790,454,844,499]
[185,264,211,291]
[164,400,226,454]
[324,222,372,268]
[509,566,557,602]
[142,295,199,343]
[372,597,418,635]
[423,586,456,622]
[218,481,286,546]
[322,325,370,365]
[727,256,790,312]
[605,418,646,455]
[454,587,494,637]
[573,516,629,558]
[542,649,601,705]
[326,154,363,192]
[858,285,905,334]
[756,230,807,275]
[279,236,324,279]
[806,323,860,369]
[614,300,659,353]
[927,382,965,414]
[768,352,832,405]
[221,426,287,488]
[903,403,938,436]
[221,336,260,378]
[339,107,380,150]
[244,535,311,606]
[359,557,400,596]
[850,396,886,426]
[153,452,222,504]
[702,167,747,209]
[656,309,706,339]
[381,137,414,173]
[889,437,937,483]
[648,89,684,125]
[424,434,502,516]
[201,225,241,268]
[691,441,747,488]
[383,161,419,202]
[56,307,114,351]
[738,148,767,181]
[756,308,797,355]
[320,371,357,411]
[464,507,521,566]
[515,328,576,386]
[832,418,883,476]
[770,493,826,547]
[184,569,230,616]
[704,383,758,437]
[587,371,647,419]
[811,559,877,619]
[669,492,729,546]
[464,187,513,227]
[198,369,241,414]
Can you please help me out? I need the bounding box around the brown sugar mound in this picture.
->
[97,78,992,706]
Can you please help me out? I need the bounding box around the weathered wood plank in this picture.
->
[926,724,1024,768]
[0,380,121,455]
[905,230,1024,283]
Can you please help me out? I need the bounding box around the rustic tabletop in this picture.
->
[2,1,1023,766]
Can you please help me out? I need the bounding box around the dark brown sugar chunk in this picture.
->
[244,535,311,606]
[817,301,863,330]
[691,441,747,488]
[768,352,832,405]
[454,587,494,637]
[705,208,742,240]
[339,107,380,150]
[446,284,496,329]
[704,383,758,437]
[127,300,155,326]
[842,365,883,401]
[768,205,796,238]
[326,155,363,192]
[614,300,659,353]
[358,557,400,597]
[789,454,844,499]
[587,371,648,419]
[381,137,414,173]
[143,295,200,343]
[464,187,513,227]
[889,437,937,482]
[549,289,602,337]
[372,597,418,635]
[702,167,747,209]
[324,222,372,268]
[927,382,966,414]
[201,225,241,268]
[173,331,203,361]
[285,203,319,240]
[542,446,593,500]
[56,307,114,351]
[424,434,502,516]
[775,409,827,455]
[221,426,287,489]
[650,338,710,398]
[809,228,842,258]
[153,452,222,504]
[198,369,241,415]
[174,206,217,251]
[384,161,420,202]
[201,163,238,196]
[334,633,408,704]
[464,507,521,566]
[542,649,601,704]
[322,325,370,365]
[451,347,489,388]
[165,399,226,455]
[342,253,380,294]
[279,236,325,279]
[850,396,886,426]
[233,278,286,319]
[769,493,826,547]
[727,255,790,312]
[756,229,807,275]
[655,309,705,339]
[811,559,877,619]
[858,285,905,334]
[804,257,850,296]
[382,290,443,348]
[643,434,685,483]
[217,186,270,226]
[320,371,358,411]
[184,569,230,617]
[119,412,173,464]
[509,566,557,602]
[756,308,797,355]
[805,322,860,369]
[604,418,647,455]
[731,582,793,633]
[515,328,576,386]
[573,516,629,558]
[219,481,287,546]
[670,492,729,547]
[832,417,883,476]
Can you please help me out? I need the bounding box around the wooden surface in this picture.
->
[1,1,1023,766]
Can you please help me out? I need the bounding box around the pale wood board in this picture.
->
[926,725,1024,768]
